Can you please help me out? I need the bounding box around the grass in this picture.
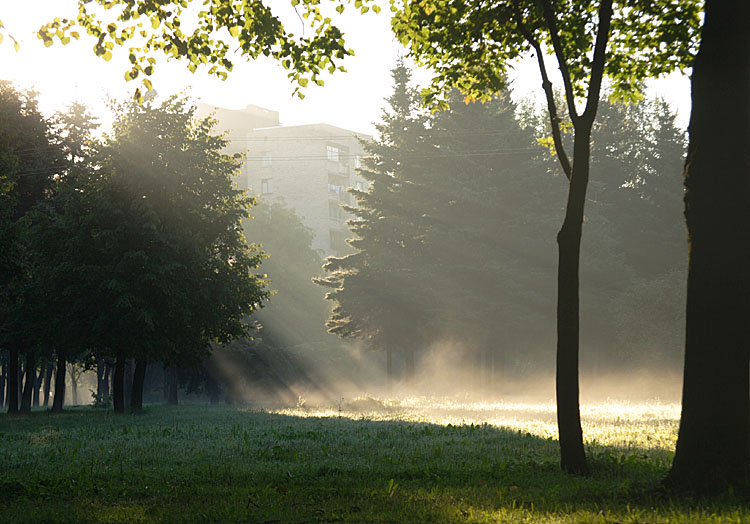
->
[0,397,747,523]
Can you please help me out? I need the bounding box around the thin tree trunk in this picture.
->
[52,353,66,412]
[97,361,106,400]
[0,355,6,407]
[33,361,43,407]
[130,360,147,414]
[42,363,54,407]
[666,0,750,491]
[7,343,19,414]
[102,364,111,399]
[113,357,125,414]
[20,352,35,413]
[556,131,593,475]
[68,364,79,406]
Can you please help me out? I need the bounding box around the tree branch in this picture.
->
[538,0,579,123]
[582,0,613,124]
[514,4,572,180]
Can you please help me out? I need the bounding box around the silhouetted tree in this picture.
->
[666,0,750,491]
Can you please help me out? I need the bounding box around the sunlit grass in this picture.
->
[0,400,743,524]
[272,395,680,449]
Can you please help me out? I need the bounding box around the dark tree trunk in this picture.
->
[167,366,178,405]
[7,343,19,414]
[42,364,54,407]
[0,355,6,407]
[386,348,393,395]
[113,357,125,414]
[130,360,147,413]
[68,365,78,406]
[102,364,111,399]
[666,0,750,491]
[556,131,593,475]
[20,352,36,413]
[52,353,66,412]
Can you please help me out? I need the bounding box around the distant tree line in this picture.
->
[0,85,268,414]
[318,62,686,392]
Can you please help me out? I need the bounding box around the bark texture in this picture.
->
[130,360,147,413]
[51,353,66,412]
[556,133,592,475]
[20,351,35,413]
[666,0,750,491]
[6,344,19,414]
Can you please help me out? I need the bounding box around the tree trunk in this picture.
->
[102,364,111,399]
[386,348,393,396]
[52,353,66,412]
[167,366,178,405]
[0,355,7,407]
[42,364,54,407]
[7,343,19,414]
[113,357,125,414]
[20,352,35,413]
[130,360,147,413]
[666,0,750,491]
[68,365,78,406]
[555,131,593,475]
[33,362,43,407]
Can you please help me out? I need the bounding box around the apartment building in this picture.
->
[197,103,370,256]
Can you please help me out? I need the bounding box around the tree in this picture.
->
[0,81,63,414]
[316,62,434,390]
[318,62,559,392]
[391,0,700,473]
[31,96,269,413]
[36,0,381,99]
[665,0,750,491]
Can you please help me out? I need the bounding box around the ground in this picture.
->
[0,398,746,523]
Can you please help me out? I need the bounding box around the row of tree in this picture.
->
[0,85,268,414]
[318,62,686,391]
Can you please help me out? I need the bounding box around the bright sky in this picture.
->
[0,1,691,136]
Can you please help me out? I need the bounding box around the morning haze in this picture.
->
[1,1,747,523]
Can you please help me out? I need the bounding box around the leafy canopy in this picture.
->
[390,0,701,108]
[36,0,381,99]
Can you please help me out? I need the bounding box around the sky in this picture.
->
[0,1,691,136]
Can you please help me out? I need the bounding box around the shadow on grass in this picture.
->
[0,404,747,523]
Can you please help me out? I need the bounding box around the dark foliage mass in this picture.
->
[318,63,686,392]
[0,89,268,414]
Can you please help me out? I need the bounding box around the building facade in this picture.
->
[198,103,370,256]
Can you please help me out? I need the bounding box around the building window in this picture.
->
[261,178,273,194]
[354,155,361,169]
[327,145,340,162]
[261,151,272,167]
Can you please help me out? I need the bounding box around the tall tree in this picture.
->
[391,0,700,473]
[0,81,62,414]
[666,0,750,491]
[31,96,269,413]
[316,62,434,389]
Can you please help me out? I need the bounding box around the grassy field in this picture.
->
[0,398,747,523]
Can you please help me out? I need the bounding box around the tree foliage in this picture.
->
[37,0,381,98]
[28,95,269,411]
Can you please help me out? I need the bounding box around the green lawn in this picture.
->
[0,399,746,523]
